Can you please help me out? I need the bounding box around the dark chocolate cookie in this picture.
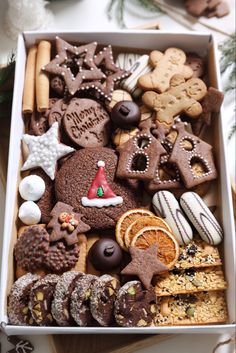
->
[185,53,205,78]
[8,273,40,325]
[51,76,65,96]
[14,225,49,271]
[70,274,98,326]
[90,275,120,326]
[114,281,157,327]
[31,169,56,224]
[29,274,59,326]
[51,271,83,326]
[29,98,58,135]
[55,147,142,229]
[48,98,68,128]
[63,98,111,147]
[45,242,79,273]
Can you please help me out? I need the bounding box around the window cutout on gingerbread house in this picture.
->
[190,157,209,176]
[181,138,195,151]
[131,154,148,171]
[137,136,151,149]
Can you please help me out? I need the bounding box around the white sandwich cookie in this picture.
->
[120,55,152,98]
[19,175,45,201]
[18,201,41,225]
[152,190,193,246]
[115,53,141,71]
[180,192,223,245]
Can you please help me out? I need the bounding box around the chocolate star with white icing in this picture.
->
[47,202,90,245]
[121,244,168,289]
[42,37,104,95]
[21,122,74,180]
[80,45,130,99]
[7,335,34,353]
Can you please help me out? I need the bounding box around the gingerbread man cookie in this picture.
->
[138,48,193,92]
[142,75,207,127]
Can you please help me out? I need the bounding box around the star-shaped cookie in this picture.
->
[80,45,130,99]
[47,202,90,245]
[121,244,168,289]
[42,37,105,95]
[21,122,74,180]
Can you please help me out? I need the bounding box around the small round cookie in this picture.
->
[51,76,65,96]
[180,192,223,245]
[114,281,157,327]
[185,53,205,78]
[18,201,41,225]
[51,271,83,326]
[90,275,120,326]
[63,98,111,148]
[45,242,79,273]
[70,274,97,326]
[88,238,123,271]
[55,147,142,230]
[8,273,40,325]
[111,101,141,129]
[152,191,193,246]
[106,89,132,112]
[112,127,139,147]
[19,175,45,201]
[14,225,49,271]
[29,274,59,326]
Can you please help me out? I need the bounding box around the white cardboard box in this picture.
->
[0,30,235,335]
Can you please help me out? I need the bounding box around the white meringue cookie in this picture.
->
[18,201,41,225]
[19,175,45,201]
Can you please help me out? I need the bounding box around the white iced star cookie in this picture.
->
[21,122,75,180]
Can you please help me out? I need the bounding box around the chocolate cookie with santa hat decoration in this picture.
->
[55,147,142,229]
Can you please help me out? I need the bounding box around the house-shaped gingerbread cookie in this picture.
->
[169,119,217,188]
[116,125,166,181]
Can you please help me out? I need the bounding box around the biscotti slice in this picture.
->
[155,267,227,297]
[155,291,227,326]
[175,239,222,270]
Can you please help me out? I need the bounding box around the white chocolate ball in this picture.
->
[18,201,41,225]
[19,175,45,201]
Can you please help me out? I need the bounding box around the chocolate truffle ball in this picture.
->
[111,101,141,129]
[89,238,123,271]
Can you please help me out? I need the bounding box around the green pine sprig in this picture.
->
[0,52,15,108]
[107,0,163,28]
[219,32,236,92]
[219,33,236,140]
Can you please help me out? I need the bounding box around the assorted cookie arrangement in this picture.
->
[8,37,228,328]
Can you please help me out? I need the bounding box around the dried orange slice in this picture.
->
[116,209,154,251]
[131,226,179,269]
[124,216,172,249]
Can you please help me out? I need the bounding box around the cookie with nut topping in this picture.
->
[29,274,59,326]
[114,281,157,327]
[90,275,120,326]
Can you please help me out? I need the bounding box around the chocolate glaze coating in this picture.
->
[89,238,123,271]
[111,101,141,129]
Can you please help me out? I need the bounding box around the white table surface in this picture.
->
[0,1,235,352]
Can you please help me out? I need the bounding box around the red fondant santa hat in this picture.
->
[81,160,123,208]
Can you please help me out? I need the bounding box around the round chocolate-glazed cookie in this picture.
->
[29,274,59,326]
[90,275,120,326]
[63,98,111,147]
[55,147,142,230]
[70,274,98,326]
[111,101,141,129]
[114,281,157,327]
[51,271,83,326]
[14,225,49,272]
[89,238,123,271]
[8,273,40,325]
